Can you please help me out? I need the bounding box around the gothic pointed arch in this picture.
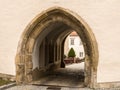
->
[15,6,99,88]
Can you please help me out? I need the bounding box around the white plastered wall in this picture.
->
[0,0,120,83]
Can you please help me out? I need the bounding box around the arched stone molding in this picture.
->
[15,6,99,88]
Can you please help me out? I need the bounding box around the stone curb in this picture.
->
[0,83,16,90]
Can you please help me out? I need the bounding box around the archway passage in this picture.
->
[15,7,99,88]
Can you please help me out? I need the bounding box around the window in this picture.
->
[70,38,75,45]
[79,52,83,57]
[79,40,83,45]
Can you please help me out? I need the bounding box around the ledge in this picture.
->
[0,83,16,90]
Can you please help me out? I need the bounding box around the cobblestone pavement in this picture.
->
[32,63,85,87]
[3,63,120,90]
[4,85,120,90]
[4,85,93,90]
[5,63,86,90]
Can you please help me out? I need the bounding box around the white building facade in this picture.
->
[64,31,85,59]
[0,0,120,88]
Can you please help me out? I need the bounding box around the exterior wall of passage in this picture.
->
[0,0,120,84]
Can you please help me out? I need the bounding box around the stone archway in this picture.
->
[15,7,99,88]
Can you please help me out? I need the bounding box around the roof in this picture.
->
[70,31,78,36]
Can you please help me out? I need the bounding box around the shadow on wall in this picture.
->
[32,61,61,81]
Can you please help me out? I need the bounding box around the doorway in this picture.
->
[15,7,99,88]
